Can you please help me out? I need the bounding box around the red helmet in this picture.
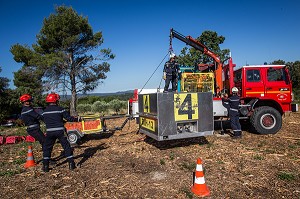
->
[46,93,60,103]
[20,94,32,103]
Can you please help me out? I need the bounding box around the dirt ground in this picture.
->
[0,112,299,199]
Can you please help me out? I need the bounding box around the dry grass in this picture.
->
[0,113,299,198]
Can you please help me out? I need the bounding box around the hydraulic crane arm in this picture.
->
[170,28,223,90]
[170,29,220,63]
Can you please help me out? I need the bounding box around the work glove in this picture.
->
[163,72,166,80]
[221,93,228,99]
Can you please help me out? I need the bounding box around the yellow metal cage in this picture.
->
[181,72,214,93]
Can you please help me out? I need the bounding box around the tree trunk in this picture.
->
[70,88,77,116]
[69,53,77,116]
[69,62,77,116]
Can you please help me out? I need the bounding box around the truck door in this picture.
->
[265,67,292,105]
[244,68,265,98]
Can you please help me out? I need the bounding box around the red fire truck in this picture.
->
[129,29,295,141]
[234,65,292,134]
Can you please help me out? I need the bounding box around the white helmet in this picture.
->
[232,87,238,93]
[170,52,176,58]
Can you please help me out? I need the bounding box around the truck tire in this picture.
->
[67,131,81,145]
[250,106,282,134]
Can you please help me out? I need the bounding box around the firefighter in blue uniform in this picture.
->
[20,94,45,146]
[163,53,179,92]
[222,87,242,138]
[42,93,78,172]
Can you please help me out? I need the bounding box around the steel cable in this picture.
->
[139,52,169,94]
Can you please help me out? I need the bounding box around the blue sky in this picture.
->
[0,0,299,93]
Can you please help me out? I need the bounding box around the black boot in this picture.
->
[42,162,49,172]
[49,159,56,165]
[69,161,76,170]
[220,130,225,135]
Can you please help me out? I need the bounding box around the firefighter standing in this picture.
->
[222,87,242,138]
[41,93,78,172]
[163,53,179,92]
[20,94,45,146]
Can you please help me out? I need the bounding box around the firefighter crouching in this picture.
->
[163,53,179,92]
[20,94,45,146]
[222,87,242,139]
[41,93,79,172]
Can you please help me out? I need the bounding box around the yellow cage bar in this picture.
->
[181,72,214,93]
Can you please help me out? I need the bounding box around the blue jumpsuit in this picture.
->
[42,104,77,164]
[223,94,242,137]
[20,106,45,145]
[163,60,179,92]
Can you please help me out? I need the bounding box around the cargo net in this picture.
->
[181,72,214,93]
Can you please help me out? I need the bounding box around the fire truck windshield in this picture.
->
[267,68,286,82]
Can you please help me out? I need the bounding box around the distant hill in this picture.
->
[88,90,134,96]
[60,90,134,100]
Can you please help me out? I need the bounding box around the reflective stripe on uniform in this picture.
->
[46,127,65,132]
[194,176,206,184]
[230,108,238,112]
[42,110,65,115]
[66,155,73,159]
[27,124,39,129]
[43,157,50,160]
[229,99,240,102]
[21,109,33,115]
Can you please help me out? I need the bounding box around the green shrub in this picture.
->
[277,172,295,181]
[253,154,264,160]
[108,99,127,114]
[77,104,92,114]
[91,101,109,114]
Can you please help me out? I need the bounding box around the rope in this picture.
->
[158,76,164,90]
[139,52,169,94]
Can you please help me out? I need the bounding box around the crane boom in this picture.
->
[170,28,223,90]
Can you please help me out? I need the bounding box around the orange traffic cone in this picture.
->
[24,145,36,168]
[191,158,210,197]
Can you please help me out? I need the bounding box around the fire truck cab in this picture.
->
[235,65,292,134]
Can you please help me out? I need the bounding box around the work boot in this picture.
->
[232,132,242,139]
[69,161,76,170]
[49,159,56,166]
[42,162,49,172]
[232,135,242,139]
[220,130,225,135]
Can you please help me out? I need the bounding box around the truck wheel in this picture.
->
[67,131,80,145]
[250,106,282,134]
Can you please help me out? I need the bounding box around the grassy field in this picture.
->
[0,113,299,198]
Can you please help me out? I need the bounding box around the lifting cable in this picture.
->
[139,51,169,94]
[139,35,175,94]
